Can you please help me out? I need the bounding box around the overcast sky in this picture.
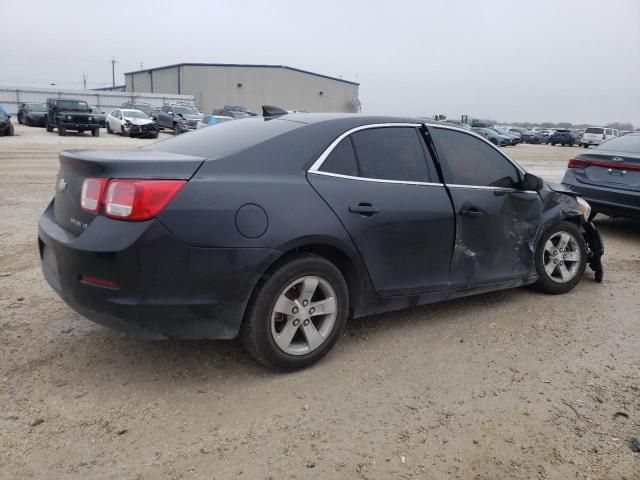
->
[2,0,639,125]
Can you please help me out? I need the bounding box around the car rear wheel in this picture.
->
[534,221,587,294]
[45,119,53,132]
[106,122,113,134]
[240,254,349,371]
[58,126,66,136]
[92,128,100,137]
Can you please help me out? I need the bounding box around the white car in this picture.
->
[196,115,234,129]
[581,127,619,148]
[106,109,159,138]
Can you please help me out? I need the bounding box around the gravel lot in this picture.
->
[1,123,639,479]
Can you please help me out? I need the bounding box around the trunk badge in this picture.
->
[57,178,68,192]
[612,157,624,163]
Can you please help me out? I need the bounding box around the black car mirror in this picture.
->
[523,173,543,191]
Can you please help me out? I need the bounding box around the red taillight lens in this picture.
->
[81,178,108,212]
[104,179,186,221]
[568,158,592,169]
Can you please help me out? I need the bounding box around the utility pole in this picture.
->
[82,72,87,89]
[111,57,116,87]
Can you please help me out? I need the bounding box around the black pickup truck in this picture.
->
[45,98,101,136]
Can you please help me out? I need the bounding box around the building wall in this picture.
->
[126,65,359,114]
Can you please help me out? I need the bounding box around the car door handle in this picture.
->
[460,207,483,218]
[349,203,379,216]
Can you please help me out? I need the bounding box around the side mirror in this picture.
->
[523,173,544,191]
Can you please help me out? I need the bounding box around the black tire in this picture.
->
[106,122,113,134]
[58,126,66,136]
[151,132,159,139]
[121,126,127,136]
[240,254,349,371]
[533,221,587,294]
[550,142,556,146]
[17,113,23,125]
[45,119,53,132]
[78,129,85,134]
[490,138,498,145]
[173,122,182,135]
[92,128,99,137]
[7,123,14,136]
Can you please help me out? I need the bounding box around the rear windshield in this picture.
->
[585,128,604,134]
[596,134,640,153]
[145,117,301,159]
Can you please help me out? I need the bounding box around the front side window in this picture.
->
[350,127,431,182]
[431,128,520,188]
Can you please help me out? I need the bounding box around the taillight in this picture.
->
[81,178,108,212]
[104,179,186,221]
[568,158,591,169]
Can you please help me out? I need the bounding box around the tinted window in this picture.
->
[596,134,640,153]
[351,127,430,182]
[431,128,520,188]
[585,127,604,134]
[320,137,358,177]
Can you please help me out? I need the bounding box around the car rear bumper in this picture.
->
[561,172,640,218]
[38,201,280,340]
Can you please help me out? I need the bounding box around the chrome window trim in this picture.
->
[308,169,444,187]
[308,123,423,173]
[447,183,537,194]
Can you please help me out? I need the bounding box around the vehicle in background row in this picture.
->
[493,127,521,145]
[153,105,203,134]
[17,102,47,126]
[196,115,234,129]
[37,114,604,370]
[90,106,107,128]
[472,127,511,146]
[581,127,619,148]
[521,129,547,144]
[106,109,159,138]
[562,133,640,219]
[121,102,155,117]
[0,106,14,136]
[549,129,575,146]
[223,105,257,116]
[212,108,253,119]
[45,98,100,137]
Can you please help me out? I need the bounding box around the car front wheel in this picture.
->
[241,254,349,371]
[534,221,587,294]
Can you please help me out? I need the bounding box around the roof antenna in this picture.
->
[262,105,288,117]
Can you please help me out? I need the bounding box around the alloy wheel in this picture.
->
[543,231,581,283]
[270,276,338,356]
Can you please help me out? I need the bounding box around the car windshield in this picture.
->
[27,103,47,112]
[122,110,149,119]
[57,100,89,111]
[127,104,152,115]
[174,106,198,115]
[585,127,604,134]
[596,134,640,153]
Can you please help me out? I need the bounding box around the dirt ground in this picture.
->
[1,123,639,479]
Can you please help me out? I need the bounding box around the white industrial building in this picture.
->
[124,63,361,115]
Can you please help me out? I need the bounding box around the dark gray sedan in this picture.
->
[562,133,640,219]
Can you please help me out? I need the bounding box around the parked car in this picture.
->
[472,127,511,146]
[106,109,159,138]
[121,102,155,117]
[493,127,521,145]
[562,132,640,218]
[45,98,100,136]
[581,127,619,148]
[521,129,547,144]
[0,106,14,136]
[549,129,575,146]
[212,108,253,119]
[196,115,234,129]
[38,114,604,370]
[17,102,47,126]
[153,104,203,133]
[89,106,107,128]
[223,105,257,116]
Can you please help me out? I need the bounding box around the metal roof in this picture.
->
[124,63,359,86]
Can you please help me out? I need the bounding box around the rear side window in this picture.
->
[431,128,520,188]
[585,128,604,134]
[350,127,431,182]
[320,137,358,177]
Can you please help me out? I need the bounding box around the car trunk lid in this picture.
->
[54,149,205,235]
[569,150,640,192]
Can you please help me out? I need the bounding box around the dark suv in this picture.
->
[0,106,14,136]
[45,98,101,136]
[549,129,575,146]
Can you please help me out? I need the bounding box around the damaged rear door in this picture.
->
[428,126,542,286]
